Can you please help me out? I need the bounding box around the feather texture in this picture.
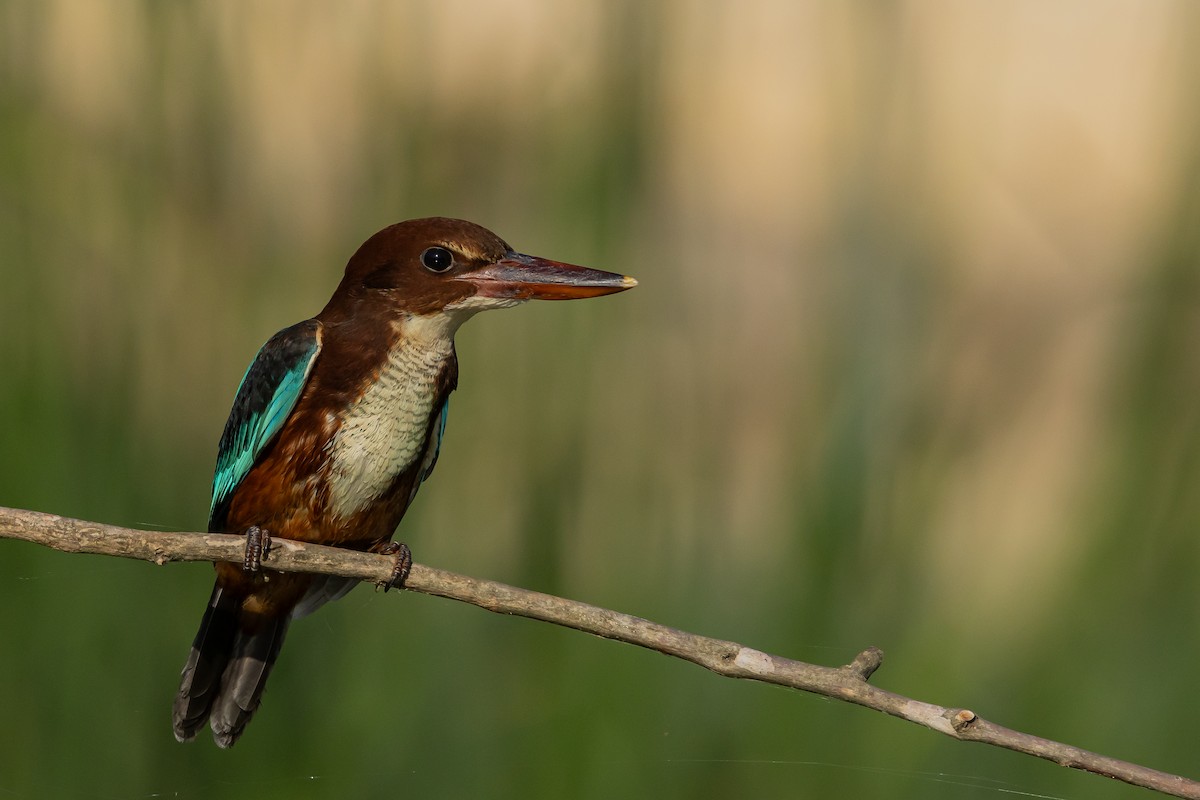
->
[209,320,322,530]
[207,617,291,749]
[172,586,240,742]
[325,315,454,519]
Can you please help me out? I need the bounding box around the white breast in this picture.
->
[326,316,455,519]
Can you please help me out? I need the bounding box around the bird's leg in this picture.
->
[376,542,412,592]
[243,525,272,572]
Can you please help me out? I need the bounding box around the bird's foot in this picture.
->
[376,542,412,592]
[243,525,272,572]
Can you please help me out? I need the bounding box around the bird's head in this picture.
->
[322,218,636,324]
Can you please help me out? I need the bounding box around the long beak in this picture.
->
[462,253,637,300]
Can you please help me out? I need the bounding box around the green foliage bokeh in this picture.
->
[1,3,1198,798]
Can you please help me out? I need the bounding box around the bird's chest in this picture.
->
[324,338,449,519]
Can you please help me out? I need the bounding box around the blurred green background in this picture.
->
[2,1,1198,798]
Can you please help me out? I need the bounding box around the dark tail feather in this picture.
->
[208,615,290,748]
[172,584,240,742]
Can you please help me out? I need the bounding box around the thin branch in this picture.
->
[1,504,1196,799]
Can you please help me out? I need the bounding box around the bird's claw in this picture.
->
[243,525,272,572]
[376,542,412,592]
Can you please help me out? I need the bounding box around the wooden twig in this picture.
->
[1,504,1195,798]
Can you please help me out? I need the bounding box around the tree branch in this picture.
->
[1,504,1195,799]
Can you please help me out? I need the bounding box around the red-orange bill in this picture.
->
[464,253,637,300]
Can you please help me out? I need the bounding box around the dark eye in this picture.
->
[421,247,454,273]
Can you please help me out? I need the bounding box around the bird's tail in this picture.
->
[172,583,290,748]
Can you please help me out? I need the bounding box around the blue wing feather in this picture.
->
[209,320,322,530]
[422,398,449,483]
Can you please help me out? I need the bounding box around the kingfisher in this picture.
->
[172,217,636,748]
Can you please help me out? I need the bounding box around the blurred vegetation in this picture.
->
[1,1,1199,798]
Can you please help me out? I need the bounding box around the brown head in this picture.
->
[319,217,636,322]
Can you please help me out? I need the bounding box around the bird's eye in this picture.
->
[421,247,454,273]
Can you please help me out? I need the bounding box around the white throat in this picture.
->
[325,313,459,519]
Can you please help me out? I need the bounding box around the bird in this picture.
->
[172,217,636,748]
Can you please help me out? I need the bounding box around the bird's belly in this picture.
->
[324,337,446,520]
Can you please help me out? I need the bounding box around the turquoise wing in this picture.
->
[421,398,449,483]
[208,320,322,530]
